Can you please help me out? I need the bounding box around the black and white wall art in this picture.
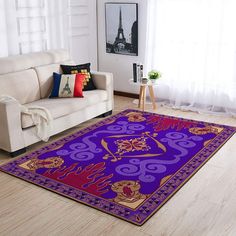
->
[105,3,138,56]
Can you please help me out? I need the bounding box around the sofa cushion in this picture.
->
[34,61,74,98]
[21,89,108,128]
[0,69,40,104]
[49,73,85,98]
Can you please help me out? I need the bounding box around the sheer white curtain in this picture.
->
[0,0,19,56]
[145,0,236,116]
[0,0,69,57]
[45,0,69,50]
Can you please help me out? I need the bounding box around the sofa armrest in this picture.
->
[0,99,25,152]
[91,71,114,102]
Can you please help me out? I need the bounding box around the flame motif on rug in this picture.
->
[44,162,113,195]
[0,109,235,225]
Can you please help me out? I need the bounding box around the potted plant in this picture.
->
[148,70,162,83]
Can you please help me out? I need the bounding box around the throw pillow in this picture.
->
[49,72,85,98]
[60,63,97,91]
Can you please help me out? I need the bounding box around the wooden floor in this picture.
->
[0,95,236,236]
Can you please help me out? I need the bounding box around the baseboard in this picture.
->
[114,91,139,99]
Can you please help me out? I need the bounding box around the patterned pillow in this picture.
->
[49,72,85,98]
[60,63,97,91]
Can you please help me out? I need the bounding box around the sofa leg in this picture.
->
[102,110,112,117]
[10,148,26,157]
[96,110,113,118]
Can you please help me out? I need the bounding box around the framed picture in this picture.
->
[105,2,138,56]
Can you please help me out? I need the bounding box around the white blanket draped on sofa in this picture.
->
[0,96,52,142]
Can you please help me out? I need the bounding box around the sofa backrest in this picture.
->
[35,61,74,98]
[0,69,41,104]
[0,49,71,104]
[0,49,70,75]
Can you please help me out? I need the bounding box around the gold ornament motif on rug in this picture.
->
[111,180,149,209]
[126,112,146,122]
[102,132,166,162]
[115,136,150,155]
[189,126,223,135]
[19,157,64,171]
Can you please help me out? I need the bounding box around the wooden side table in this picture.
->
[138,84,157,111]
[129,79,157,111]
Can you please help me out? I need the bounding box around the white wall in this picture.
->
[97,0,147,94]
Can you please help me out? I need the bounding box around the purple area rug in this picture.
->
[0,109,235,225]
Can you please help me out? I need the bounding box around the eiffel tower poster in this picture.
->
[105,3,138,56]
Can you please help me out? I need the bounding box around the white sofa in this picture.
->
[0,50,113,156]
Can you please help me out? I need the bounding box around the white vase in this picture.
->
[150,79,158,84]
